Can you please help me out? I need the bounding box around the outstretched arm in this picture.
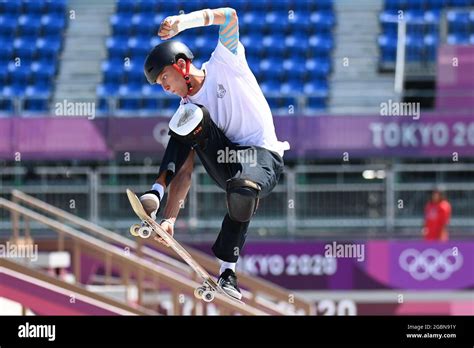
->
[158,8,239,55]
[152,149,194,246]
[157,149,195,225]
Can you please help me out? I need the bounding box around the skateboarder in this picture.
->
[139,7,289,300]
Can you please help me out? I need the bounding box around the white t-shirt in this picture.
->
[183,40,290,158]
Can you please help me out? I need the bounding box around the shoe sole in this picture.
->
[217,282,243,300]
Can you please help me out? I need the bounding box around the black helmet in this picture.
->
[144,41,194,84]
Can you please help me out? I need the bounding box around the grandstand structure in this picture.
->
[0,0,67,113]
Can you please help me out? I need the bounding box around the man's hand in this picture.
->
[158,16,180,40]
[155,219,174,247]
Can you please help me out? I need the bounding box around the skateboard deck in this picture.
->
[126,188,243,304]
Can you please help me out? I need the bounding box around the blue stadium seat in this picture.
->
[280,79,304,94]
[304,80,329,95]
[31,61,55,84]
[18,15,42,37]
[5,82,28,97]
[309,11,335,32]
[45,0,67,15]
[286,12,311,33]
[405,34,424,61]
[259,79,280,95]
[37,54,56,67]
[378,34,397,63]
[380,17,398,36]
[269,96,297,111]
[308,35,333,57]
[8,60,31,79]
[405,0,425,10]
[194,35,208,53]
[98,82,120,97]
[156,1,180,12]
[265,12,287,33]
[305,58,331,79]
[124,63,144,85]
[428,0,447,9]
[306,80,329,110]
[136,0,157,13]
[14,38,36,61]
[262,34,287,58]
[1,86,15,112]
[185,0,207,13]
[240,33,264,57]
[447,10,470,35]
[241,12,266,34]
[24,85,51,112]
[306,97,326,110]
[118,84,142,111]
[424,9,442,24]
[37,37,61,58]
[282,59,306,82]
[107,37,129,58]
[42,14,67,34]
[102,61,123,84]
[285,34,309,57]
[23,0,46,14]
[314,0,334,10]
[424,34,439,61]
[260,58,285,81]
[0,0,22,16]
[117,0,136,14]
[268,0,288,12]
[0,65,7,84]
[97,82,120,113]
[246,0,269,12]
[0,15,17,39]
[128,37,150,57]
[406,10,425,22]
[447,32,470,44]
[111,14,132,36]
[448,0,471,6]
[385,0,402,10]
[142,84,169,111]
[132,13,156,37]
[0,41,13,63]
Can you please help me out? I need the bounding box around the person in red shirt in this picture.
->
[422,188,452,241]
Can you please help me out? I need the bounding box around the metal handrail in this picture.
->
[0,197,263,315]
[11,190,314,315]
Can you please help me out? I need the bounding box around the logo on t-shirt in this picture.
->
[217,84,226,98]
[177,108,193,127]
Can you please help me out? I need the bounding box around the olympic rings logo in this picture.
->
[398,248,463,281]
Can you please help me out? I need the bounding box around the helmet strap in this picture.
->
[172,60,193,97]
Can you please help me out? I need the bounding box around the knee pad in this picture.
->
[168,103,210,149]
[226,179,261,222]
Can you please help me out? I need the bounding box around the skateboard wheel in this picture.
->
[138,226,152,239]
[202,290,214,303]
[194,287,205,299]
[130,224,140,237]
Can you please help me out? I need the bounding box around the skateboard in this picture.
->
[126,188,244,304]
